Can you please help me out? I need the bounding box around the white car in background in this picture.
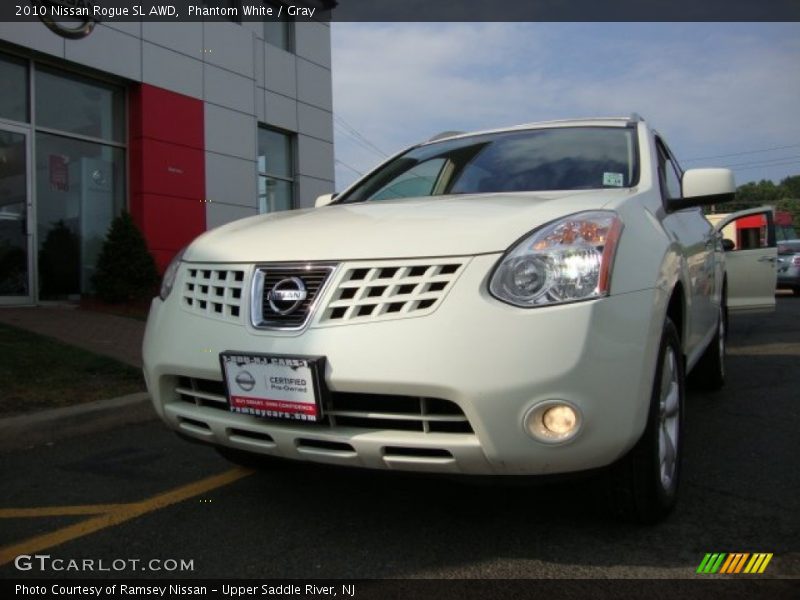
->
[143,116,776,523]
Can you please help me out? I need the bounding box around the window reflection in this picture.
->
[36,133,125,298]
[257,127,294,214]
[35,67,124,143]
[0,53,28,123]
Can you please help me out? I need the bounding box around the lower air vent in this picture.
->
[229,428,275,445]
[172,377,474,435]
[296,439,355,454]
[327,393,473,434]
[176,377,227,408]
[383,447,453,458]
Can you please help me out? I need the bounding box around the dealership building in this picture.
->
[0,11,334,305]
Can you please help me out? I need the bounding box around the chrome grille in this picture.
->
[252,264,336,330]
[174,377,473,434]
[319,259,467,325]
[181,267,246,322]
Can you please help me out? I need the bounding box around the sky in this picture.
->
[330,22,800,191]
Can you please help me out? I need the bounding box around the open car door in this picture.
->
[713,207,777,313]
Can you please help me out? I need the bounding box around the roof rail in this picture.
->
[628,112,644,122]
[428,130,465,142]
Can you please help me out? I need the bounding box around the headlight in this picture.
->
[489,211,623,307]
[159,247,187,300]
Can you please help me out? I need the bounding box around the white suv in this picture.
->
[143,116,776,522]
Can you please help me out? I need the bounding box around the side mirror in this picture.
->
[722,238,735,252]
[667,168,735,211]
[315,193,337,208]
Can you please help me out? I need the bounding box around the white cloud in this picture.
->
[331,23,800,188]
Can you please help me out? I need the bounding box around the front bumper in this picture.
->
[143,254,662,475]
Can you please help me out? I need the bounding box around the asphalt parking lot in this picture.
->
[1,297,798,581]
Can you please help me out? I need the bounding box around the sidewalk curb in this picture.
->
[0,392,156,452]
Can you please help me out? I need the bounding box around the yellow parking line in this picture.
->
[0,505,129,518]
[0,467,253,566]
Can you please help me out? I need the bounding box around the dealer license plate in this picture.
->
[220,352,326,422]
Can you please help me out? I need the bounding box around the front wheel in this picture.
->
[606,318,685,524]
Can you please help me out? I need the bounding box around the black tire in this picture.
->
[689,295,727,391]
[605,318,685,524]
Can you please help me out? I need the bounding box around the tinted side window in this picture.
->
[371,158,446,201]
[725,213,772,251]
[656,141,682,200]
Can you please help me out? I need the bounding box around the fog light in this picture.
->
[524,401,582,444]
[543,405,577,434]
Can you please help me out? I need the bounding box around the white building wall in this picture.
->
[0,18,335,229]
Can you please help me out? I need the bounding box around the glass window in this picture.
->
[262,2,294,51]
[35,133,125,299]
[258,177,293,214]
[35,67,125,142]
[0,131,29,296]
[371,158,446,201]
[657,142,682,200]
[730,213,770,251]
[258,128,292,177]
[339,127,640,203]
[776,227,798,243]
[0,53,28,123]
[257,127,294,214]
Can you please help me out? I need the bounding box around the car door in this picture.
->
[658,138,717,354]
[713,207,777,312]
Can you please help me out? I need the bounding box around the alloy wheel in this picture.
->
[658,347,680,491]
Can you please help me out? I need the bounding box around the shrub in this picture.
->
[92,212,159,303]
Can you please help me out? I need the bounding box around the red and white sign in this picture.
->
[229,396,317,417]
[49,154,69,192]
[221,353,321,422]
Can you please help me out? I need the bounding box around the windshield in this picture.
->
[338,126,639,203]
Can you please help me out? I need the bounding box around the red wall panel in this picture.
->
[139,194,206,268]
[129,84,205,274]
[138,140,204,199]
[129,84,204,149]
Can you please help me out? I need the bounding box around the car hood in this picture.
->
[185,191,627,262]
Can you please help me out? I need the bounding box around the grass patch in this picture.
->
[0,323,145,417]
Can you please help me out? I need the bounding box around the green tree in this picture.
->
[779,175,800,199]
[708,176,800,228]
[727,179,782,211]
[92,212,159,303]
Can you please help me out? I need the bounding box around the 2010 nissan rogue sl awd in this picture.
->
[143,115,777,522]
